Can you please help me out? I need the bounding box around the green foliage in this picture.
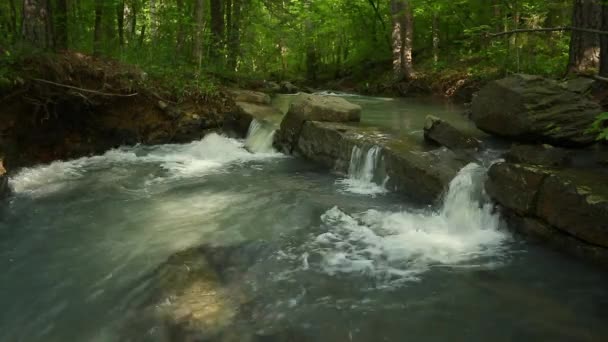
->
[0,0,582,87]
[588,112,608,141]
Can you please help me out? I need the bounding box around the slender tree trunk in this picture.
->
[175,0,184,55]
[227,0,241,70]
[568,0,601,74]
[93,0,103,56]
[210,0,225,59]
[129,0,137,41]
[432,12,439,64]
[9,0,18,39]
[54,0,68,50]
[22,0,53,49]
[116,0,125,47]
[390,0,414,79]
[600,2,608,77]
[193,0,204,67]
[225,0,232,44]
[149,0,157,37]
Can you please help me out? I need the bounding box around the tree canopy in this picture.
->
[2,0,608,85]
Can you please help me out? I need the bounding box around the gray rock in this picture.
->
[486,161,608,262]
[486,163,550,215]
[224,101,283,138]
[504,144,572,167]
[280,81,299,94]
[229,89,271,105]
[275,93,361,153]
[471,74,601,147]
[424,115,481,151]
[536,172,608,248]
[296,121,467,204]
[561,77,596,94]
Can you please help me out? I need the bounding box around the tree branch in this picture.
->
[32,78,139,97]
[489,26,608,38]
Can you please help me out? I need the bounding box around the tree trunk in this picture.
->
[175,0,184,55]
[390,0,414,80]
[227,0,241,70]
[54,0,68,50]
[432,12,439,64]
[116,0,125,47]
[22,0,53,49]
[568,0,601,74]
[93,0,103,56]
[9,0,18,39]
[149,0,157,37]
[193,0,204,67]
[210,0,225,59]
[600,2,608,77]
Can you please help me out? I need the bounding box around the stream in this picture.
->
[1,95,607,341]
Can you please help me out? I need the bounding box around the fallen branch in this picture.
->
[32,78,139,97]
[488,26,608,38]
[592,75,608,83]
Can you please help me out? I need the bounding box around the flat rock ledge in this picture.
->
[224,89,283,137]
[486,162,608,265]
[297,122,468,203]
[274,94,469,204]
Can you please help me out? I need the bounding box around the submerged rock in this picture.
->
[424,115,481,151]
[471,74,601,147]
[486,161,608,264]
[123,242,275,341]
[274,93,361,153]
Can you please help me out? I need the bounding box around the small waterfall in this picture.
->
[337,145,387,195]
[245,119,276,154]
[313,163,507,284]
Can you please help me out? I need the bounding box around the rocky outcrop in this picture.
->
[274,94,468,203]
[486,162,608,264]
[471,74,601,147]
[424,115,482,151]
[275,93,361,153]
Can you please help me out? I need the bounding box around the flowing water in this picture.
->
[1,98,608,341]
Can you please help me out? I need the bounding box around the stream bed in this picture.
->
[1,96,607,341]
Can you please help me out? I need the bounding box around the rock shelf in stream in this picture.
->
[274,93,469,204]
[486,162,608,265]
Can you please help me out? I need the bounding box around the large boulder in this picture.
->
[424,115,482,151]
[486,161,608,263]
[471,74,601,147]
[275,93,361,153]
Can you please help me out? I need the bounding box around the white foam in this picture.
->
[10,133,278,196]
[314,164,508,285]
[244,119,277,154]
[337,145,387,195]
